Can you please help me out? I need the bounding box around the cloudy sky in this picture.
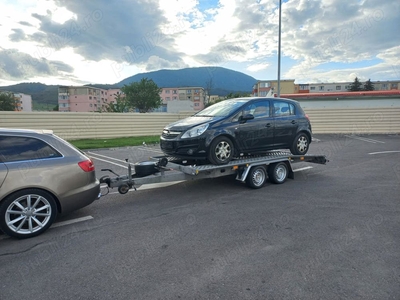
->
[1,0,399,86]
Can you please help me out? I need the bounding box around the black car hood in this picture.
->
[165,116,222,131]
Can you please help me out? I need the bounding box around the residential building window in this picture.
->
[310,87,316,90]
[165,90,170,94]
[194,103,199,107]
[173,96,177,100]
[345,85,351,90]
[166,97,170,101]
[336,86,341,90]
[194,89,199,93]
[186,90,191,94]
[319,86,325,91]
[90,104,93,107]
[173,90,177,94]
[187,96,191,100]
[89,96,92,99]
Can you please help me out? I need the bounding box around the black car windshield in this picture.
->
[195,99,248,117]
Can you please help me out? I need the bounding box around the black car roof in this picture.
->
[227,97,299,104]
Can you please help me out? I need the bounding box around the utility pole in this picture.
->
[277,0,282,97]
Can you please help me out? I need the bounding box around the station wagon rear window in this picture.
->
[0,136,62,162]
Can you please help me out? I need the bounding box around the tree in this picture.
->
[349,77,363,91]
[122,78,162,113]
[224,92,250,99]
[103,93,130,112]
[204,77,214,106]
[0,92,15,111]
[364,79,375,91]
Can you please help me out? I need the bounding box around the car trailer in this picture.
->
[99,151,328,195]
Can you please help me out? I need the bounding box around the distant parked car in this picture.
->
[160,97,312,164]
[0,128,100,239]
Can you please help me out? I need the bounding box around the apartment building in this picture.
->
[252,79,295,96]
[295,80,400,93]
[13,93,32,112]
[0,91,32,112]
[58,86,116,112]
[160,87,206,111]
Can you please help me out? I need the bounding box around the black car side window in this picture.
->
[0,136,62,163]
[242,101,270,119]
[274,101,295,117]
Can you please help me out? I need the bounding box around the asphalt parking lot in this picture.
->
[1,134,399,299]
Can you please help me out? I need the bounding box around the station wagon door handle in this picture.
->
[265,123,271,127]
[291,120,297,124]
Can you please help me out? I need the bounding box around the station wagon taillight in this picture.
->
[78,159,95,172]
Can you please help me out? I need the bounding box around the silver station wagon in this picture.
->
[0,128,100,239]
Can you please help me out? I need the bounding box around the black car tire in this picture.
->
[246,166,267,189]
[0,189,57,239]
[208,136,234,165]
[267,162,288,184]
[290,132,310,155]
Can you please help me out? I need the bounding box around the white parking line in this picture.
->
[90,156,128,169]
[88,151,129,163]
[52,216,94,228]
[344,135,385,144]
[293,166,313,172]
[135,146,164,154]
[368,151,400,155]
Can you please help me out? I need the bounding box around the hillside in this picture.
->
[117,67,256,95]
[0,82,59,109]
[0,67,257,109]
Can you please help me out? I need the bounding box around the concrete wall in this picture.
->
[1,104,399,140]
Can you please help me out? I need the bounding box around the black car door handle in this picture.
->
[265,123,271,128]
[291,120,296,124]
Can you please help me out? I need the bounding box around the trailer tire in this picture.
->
[246,166,267,189]
[267,162,288,184]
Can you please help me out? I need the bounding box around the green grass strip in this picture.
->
[68,135,160,150]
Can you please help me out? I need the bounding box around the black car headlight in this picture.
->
[181,124,209,139]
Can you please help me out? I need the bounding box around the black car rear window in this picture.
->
[0,136,62,163]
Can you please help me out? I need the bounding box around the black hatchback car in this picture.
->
[160,97,312,165]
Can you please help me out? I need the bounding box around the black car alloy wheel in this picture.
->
[208,136,234,165]
[291,133,310,155]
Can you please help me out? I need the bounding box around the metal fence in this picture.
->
[0,107,399,140]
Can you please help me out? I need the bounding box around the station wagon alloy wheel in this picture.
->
[0,189,57,239]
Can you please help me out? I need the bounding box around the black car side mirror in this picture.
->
[239,114,254,123]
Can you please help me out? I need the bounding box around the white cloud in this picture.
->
[0,0,398,86]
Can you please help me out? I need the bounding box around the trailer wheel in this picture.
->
[267,162,288,184]
[118,184,131,194]
[246,166,267,189]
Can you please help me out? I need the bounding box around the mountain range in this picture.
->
[0,67,257,109]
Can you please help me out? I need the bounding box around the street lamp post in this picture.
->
[277,0,282,97]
